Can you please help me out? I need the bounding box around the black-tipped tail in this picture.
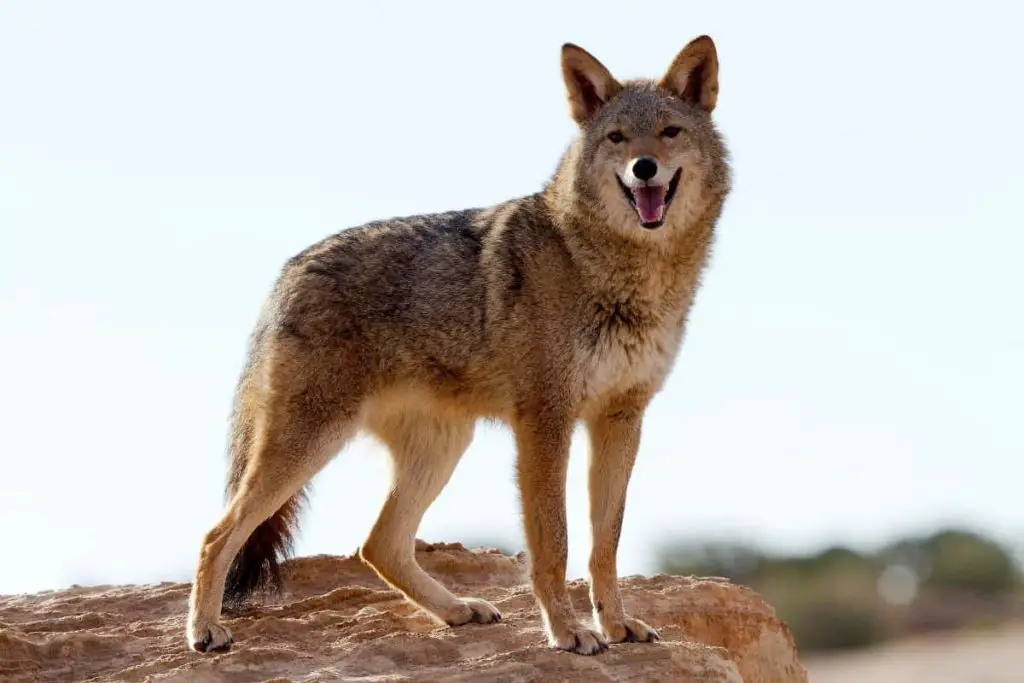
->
[222,489,307,612]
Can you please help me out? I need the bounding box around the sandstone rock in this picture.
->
[0,542,807,682]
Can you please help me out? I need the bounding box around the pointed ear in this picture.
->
[659,35,719,112]
[561,43,622,125]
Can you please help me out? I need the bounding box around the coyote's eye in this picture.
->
[660,126,682,139]
[607,131,625,144]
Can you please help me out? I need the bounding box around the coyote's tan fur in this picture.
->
[187,35,731,656]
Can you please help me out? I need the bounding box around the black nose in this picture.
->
[632,157,658,181]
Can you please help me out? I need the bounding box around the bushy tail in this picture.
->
[221,350,308,612]
[222,492,306,611]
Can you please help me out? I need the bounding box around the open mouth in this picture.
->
[616,168,682,229]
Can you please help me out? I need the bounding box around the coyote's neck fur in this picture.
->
[545,185,720,312]
[542,123,728,331]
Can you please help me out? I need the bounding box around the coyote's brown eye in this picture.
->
[661,126,682,139]
[607,131,625,144]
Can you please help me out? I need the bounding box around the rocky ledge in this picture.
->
[0,542,807,682]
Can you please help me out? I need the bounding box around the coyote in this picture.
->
[187,35,731,656]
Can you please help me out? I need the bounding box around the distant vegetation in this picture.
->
[656,528,1023,652]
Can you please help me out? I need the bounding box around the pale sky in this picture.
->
[1,1,1021,595]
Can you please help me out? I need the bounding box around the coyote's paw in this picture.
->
[444,597,502,626]
[601,614,660,644]
[548,623,609,655]
[188,620,234,653]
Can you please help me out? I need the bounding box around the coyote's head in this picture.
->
[554,36,729,238]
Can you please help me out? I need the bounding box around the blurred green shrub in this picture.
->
[656,527,1021,652]
[780,598,885,651]
[882,529,1018,596]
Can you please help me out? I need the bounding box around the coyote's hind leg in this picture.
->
[361,408,501,626]
[187,336,362,653]
[187,420,354,652]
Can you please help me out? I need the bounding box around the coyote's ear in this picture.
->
[561,44,621,125]
[659,35,719,112]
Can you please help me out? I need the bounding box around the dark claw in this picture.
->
[193,631,233,653]
[649,629,661,642]
[468,607,502,624]
[562,632,607,655]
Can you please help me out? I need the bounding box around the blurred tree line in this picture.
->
[656,528,1023,652]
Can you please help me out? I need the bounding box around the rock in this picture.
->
[0,542,807,682]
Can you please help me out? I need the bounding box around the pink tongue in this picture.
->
[634,186,666,224]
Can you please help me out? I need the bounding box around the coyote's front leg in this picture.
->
[515,405,608,655]
[585,391,660,644]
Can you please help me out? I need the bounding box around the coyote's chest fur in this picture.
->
[574,295,682,404]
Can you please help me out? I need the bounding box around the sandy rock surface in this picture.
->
[0,542,806,682]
